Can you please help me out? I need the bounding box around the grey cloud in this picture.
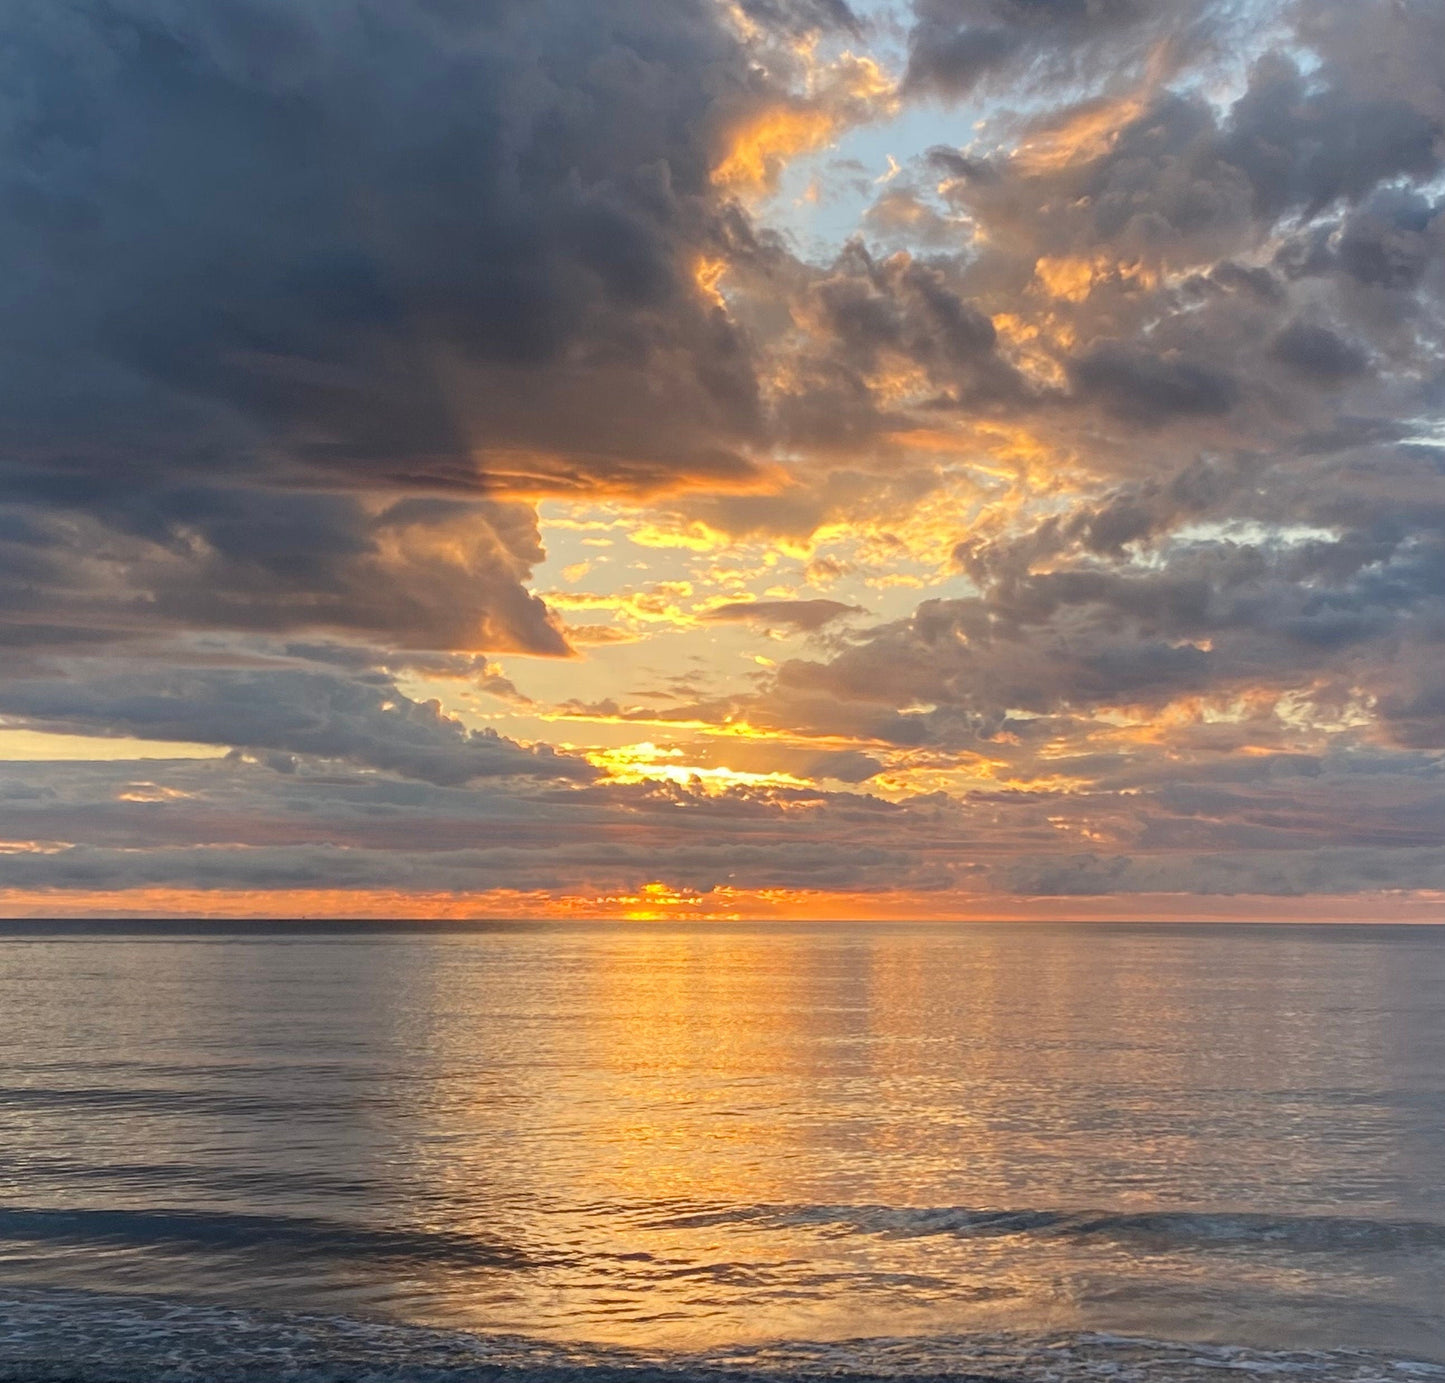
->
[0,0,794,657]
[739,239,1029,460]
[737,0,862,36]
[1336,191,1441,290]
[741,480,1445,757]
[904,0,1173,99]
[0,758,925,895]
[1206,262,1283,302]
[1221,53,1441,219]
[814,246,1002,370]
[1374,654,1445,750]
[0,666,591,786]
[1005,846,1445,897]
[801,749,884,782]
[701,598,867,631]
[924,146,997,183]
[5,749,1444,900]
[0,0,769,480]
[1270,321,1369,383]
[925,54,1442,286]
[793,28,1445,515]
[0,491,569,655]
[1069,344,1239,423]
[0,838,915,895]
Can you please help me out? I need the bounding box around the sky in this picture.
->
[1,0,1444,920]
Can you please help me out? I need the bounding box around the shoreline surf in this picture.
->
[2,1290,1444,1383]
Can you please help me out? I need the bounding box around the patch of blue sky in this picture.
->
[763,0,1301,264]
[759,97,988,261]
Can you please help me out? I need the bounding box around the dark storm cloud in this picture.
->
[1334,191,1442,290]
[0,0,792,657]
[815,249,999,368]
[1221,54,1442,220]
[1,0,768,478]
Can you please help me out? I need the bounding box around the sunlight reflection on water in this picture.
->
[0,922,1441,1359]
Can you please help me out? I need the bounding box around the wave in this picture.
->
[0,1153,383,1200]
[0,1289,1441,1383]
[0,1207,538,1269]
[0,1082,365,1117]
[647,1202,1445,1255]
[4,1197,1444,1276]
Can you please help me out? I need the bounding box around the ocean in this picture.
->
[0,921,1441,1382]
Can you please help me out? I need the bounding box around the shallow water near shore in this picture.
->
[1,921,1442,1377]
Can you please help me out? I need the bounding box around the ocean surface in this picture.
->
[0,921,1442,1382]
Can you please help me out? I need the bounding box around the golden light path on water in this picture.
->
[4,923,1439,1359]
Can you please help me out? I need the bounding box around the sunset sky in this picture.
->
[2,0,1444,918]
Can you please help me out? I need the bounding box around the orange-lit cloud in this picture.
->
[715,107,839,190]
[713,53,896,192]
[1012,94,1148,174]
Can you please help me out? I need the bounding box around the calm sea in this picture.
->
[0,922,1442,1383]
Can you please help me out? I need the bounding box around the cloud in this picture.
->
[1270,321,1370,383]
[1005,846,1445,898]
[0,0,815,659]
[701,598,867,630]
[736,0,862,38]
[903,0,1190,99]
[4,0,1445,911]
[1,0,776,476]
[0,758,925,896]
[0,664,591,786]
[1068,343,1240,423]
[750,499,1445,744]
[4,745,1444,902]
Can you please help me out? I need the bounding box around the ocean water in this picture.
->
[0,921,1442,1382]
